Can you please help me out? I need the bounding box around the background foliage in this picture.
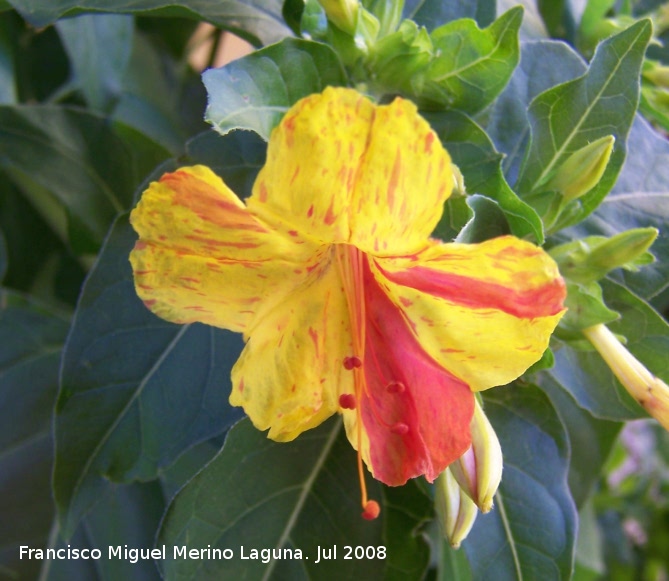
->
[1,0,668,579]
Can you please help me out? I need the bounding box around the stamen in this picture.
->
[391,422,409,435]
[362,500,380,520]
[339,393,357,410]
[386,380,406,394]
[343,356,363,370]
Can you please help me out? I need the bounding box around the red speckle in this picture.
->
[290,166,300,185]
[424,132,435,153]
[259,182,268,202]
[307,205,314,218]
[308,327,319,358]
[343,356,362,370]
[143,299,157,307]
[288,230,299,237]
[239,378,245,393]
[339,394,356,409]
[386,381,406,394]
[399,296,413,307]
[134,241,147,251]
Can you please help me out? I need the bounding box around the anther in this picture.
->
[386,380,406,394]
[362,500,380,520]
[339,394,357,410]
[343,356,362,370]
[391,422,409,435]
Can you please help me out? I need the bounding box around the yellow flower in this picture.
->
[130,87,565,518]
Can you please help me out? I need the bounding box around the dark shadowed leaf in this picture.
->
[6,0,291,46]
[159,418,430,580]
[203,38,347,140]
[403,0,496,30]
[0,290,69,581]
[463,384,577,581]
[54,213,244,537]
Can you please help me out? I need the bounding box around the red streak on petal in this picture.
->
[387,149,402,211]
[308,326,319,358]
[307,204,314,218]
[290,166,300,185]
[134,241,147,251]
[185,235,259,249]
[424,132,435,154]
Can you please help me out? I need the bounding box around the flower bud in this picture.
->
[434,468,478,549]
[450,163,466,198]
[317,0,359,35]
[449,399,502,513]
[542,135,614,202]
[583,324,669,431]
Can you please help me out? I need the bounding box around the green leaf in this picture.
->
[516,20,652,228]
[486,39,586,185]
[6,0,291,46]
[539,374,622,509]
[0,106,170,252]
[0,229,6,282]
[455,195,510,243]
[55,13,133,113]
[426,110,544,242]
[0,290,69,581]
[438,540,472,581]
[159,417,430,580]
[44,482,165,581]
[559,281,621,332]
[562,116,669,308]
[421,7,522,114]
[550,279,669,421]
[54,214,244,537]
[403,0,496,31]
[463,384,577,581]
[203,38,347,140]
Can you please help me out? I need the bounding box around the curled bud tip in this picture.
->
[362,500,380,520]
[386,380,406,393]
[390,422,409,435]
[343,356,362,370]
[339,393,357,410]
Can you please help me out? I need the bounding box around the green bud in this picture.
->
[551,228,658,284]
[542,135,615,202]
[450,163,466,198]
[317,0,359,35]
[449,399,503,513]
[643,59,669,88]
[434,468,479,549]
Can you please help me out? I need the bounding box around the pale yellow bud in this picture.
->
[317,0,359,35]
[543,135,615,202]
[583,324,669,431]
[449,399,503,513]
[451,163,466,197]
[435,468,478,549]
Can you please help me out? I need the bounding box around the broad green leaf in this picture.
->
[158,419,387,580]
[463,384,577,581]
[550,278,669,420]
[516,20,652,228]
[44,482,165,581]
[0,290,69,581]
[486,39,586,185]
[55,13,133,113]
[563,116,669,308]
[403,0,496,30]
[427,110,544,242]
[0,106,170,252]
[203,38,347,140]
[438,540,473,581]
[421,7,522,114]
[455,195,510,243]
[6,0,291,46]
[497,0,549,39]
[538,374,622,508]
[54,213,244,537]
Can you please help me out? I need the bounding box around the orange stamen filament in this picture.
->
[335,244,379,519]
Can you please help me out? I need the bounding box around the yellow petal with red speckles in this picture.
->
[349,97,453,256]
[230,251,353,441]
[248,87,374,245]
[373,235,566,391]
[130,166,319,333]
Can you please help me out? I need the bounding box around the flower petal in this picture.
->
[342,254,474,486]
[374,236,566,391]
[130,166,318,333]
[247,87,453,255]
[230,251,353,441]
[248,87,374,244]
[349,97,453,255]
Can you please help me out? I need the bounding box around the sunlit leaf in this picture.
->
[204,38,347,140]
[463,384,577,581]
[516,20,652,227]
